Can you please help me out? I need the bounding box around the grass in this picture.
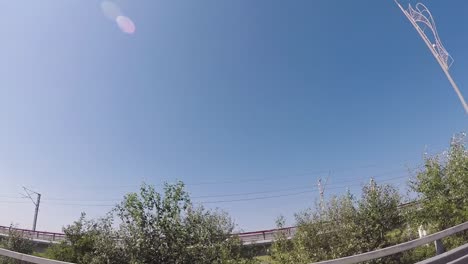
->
[256,255,277,264]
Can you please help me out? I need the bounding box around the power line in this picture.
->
[42,202,115,207]
[0,195,26,199]
[1,174,409,203]
[171,175,405,204]
[192,186,313,199]
[192,174,408,200]
[0,173,411,207]
[197,180,399,204]
[37,186,316,201]
[0,174,410,207]
[0,201,30,204]
[39,165,380,190]
[330,174,409,186]
[199,190,314,204]
[0,161,428,203]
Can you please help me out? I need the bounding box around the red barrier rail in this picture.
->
[237,226,295,236]
[0,225,66,243]
[0,225,295,244]
[237,226,296,244]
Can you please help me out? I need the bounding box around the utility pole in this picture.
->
[370,177,376,191]
[22,187,41,231]
[317,171,330,212]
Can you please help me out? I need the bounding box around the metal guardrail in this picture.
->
[416,243,468,264]
[313,221,468,264]
[0,248,73,264]
[1,221,467,263]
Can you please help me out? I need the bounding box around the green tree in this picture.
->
[271,182,403,264]
[357,179,403,252]
[270,216,302,264]
[409,133,468,230]
[409,133,468,248]
[0,225,34,264]
[271,192,360,263]
[44,213,126,264]
[116,182,254,264]
[44,181,256,264]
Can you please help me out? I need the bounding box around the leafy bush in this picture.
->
[43,181,257,264]
[271,133,468,264]
[0,225,34,264]
[271,182,404,264]
[409,133,468,232]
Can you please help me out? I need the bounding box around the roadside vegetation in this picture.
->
[270,133,468,264]
[1,133,467,264]
[0,226,34,264]
[39,182,257,264]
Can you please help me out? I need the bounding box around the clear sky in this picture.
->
[0,0,466,233]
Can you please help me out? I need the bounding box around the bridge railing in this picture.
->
[237,226,296,244]
[0,225,66,243]
[0,224,297,245]
[313,220,468,264]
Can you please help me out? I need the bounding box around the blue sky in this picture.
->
[0,0,466,232]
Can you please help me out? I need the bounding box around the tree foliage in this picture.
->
[44,213,125,264]
[0,225,34,264]
[26,133,468,263]
[43,181,256,264]
[357,180,403,252]
[271,133,468,264]
[115,182,254,264]
[270,216,302,264]
[271,182,404,264]
[409,134,468,231]
[408,133,468,250]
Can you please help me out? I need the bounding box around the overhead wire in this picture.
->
[0,173,410,203]
[0,174,411,207]
[39,164,380,190]
[0,164,420,208]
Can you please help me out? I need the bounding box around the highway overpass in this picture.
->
[0,224,292,246]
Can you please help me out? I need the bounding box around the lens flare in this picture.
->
[101,1,122,20]
[116,16,136,34]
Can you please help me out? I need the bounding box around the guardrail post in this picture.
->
[434,239,445,255]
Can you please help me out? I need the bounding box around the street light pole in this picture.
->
[394,0,468,114]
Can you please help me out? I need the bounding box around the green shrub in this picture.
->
[0,226,34,264]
